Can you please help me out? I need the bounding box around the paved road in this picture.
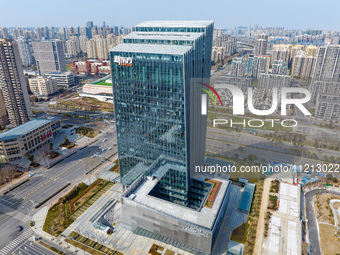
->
[304,189,340,255]
[0,124,117,251]
[12,239,57,255]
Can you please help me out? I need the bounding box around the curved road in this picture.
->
[305,189,340,255]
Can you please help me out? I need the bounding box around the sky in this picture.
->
[1,0,339,30]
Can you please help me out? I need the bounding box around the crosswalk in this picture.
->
[0,229,33,255]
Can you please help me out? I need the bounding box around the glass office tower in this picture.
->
[110,21,213,208]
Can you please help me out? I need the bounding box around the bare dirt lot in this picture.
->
[319,224,340,255]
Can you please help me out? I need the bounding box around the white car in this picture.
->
[108,147,112,150]
[102,139,107,142]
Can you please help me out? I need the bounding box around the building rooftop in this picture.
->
[124,32,203,41]
[136,20,213,28]
[0,117,60,141]
[110,43,193,55]
[128,174,230,230]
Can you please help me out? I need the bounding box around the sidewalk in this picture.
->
[31,206,91,255]
[253,178,271,255]
[0,172,29,194]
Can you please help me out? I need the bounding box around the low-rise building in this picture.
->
[0,116,61,162]
[28,77,58,96]
[46,71,75,88]
[70,59,111,76]
[80,75,113,102]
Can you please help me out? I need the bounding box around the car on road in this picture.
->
[102,139,107,142]
[102,148,107,152]
[108,147,112,150]
[70,133,74,135]
[28,173,35,178]
[17,226,23,231]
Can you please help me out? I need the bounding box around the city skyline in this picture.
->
[1,0,340,30]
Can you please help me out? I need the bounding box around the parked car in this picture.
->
[17,226,23,231]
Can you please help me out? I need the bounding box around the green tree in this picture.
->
[28,155,34,162]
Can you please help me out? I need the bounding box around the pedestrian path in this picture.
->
[0,229,33,255]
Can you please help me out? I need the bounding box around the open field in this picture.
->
[314,193,340,225]
[319,224,340,255]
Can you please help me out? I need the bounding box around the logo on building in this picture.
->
[114,56,133,66]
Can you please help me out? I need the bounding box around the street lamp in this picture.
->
[79,159,86,175]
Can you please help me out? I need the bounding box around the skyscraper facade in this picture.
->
[32,40,66,75]
[16,36,33,66]
[111,21,213,192]
[0,39,32,126]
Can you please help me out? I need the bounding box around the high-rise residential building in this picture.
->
[271,44,291,64]
[292,52,316,78]
[231,57,246,76]
[110,21,230,255]
[66,40,77,57]
[211,46,225,62]
[24,30,34,40]
[291,45,304,60]
[50,27,55,39]
[66,36,80,57]
[32,40,66,76]
[35,27,43,41]
[44,27,49,39]
[312,45,340,82]
[86,21,94,28]
[0,28,9,39]
[86,21,93,39]
[86,39,97,58]
[12,28,24,41]
[315,93,340,121]
[94,35,108,59]
[310,80,340,101]
[213,30,237,55]
[16,36,33,66]
[28,76,58,96]
[0,90,9,126]
[254,33,268,55]
[0,39,32,126]
[271,60,288,75]
[258,73,291,90]
[305,45,318,57]
[79,35,88,53]
[105,33,116,49]
[247,54,270,78]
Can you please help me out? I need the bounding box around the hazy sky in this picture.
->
[1,0,339,30]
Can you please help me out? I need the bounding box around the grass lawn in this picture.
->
[67,231,123,255]
[43,183,88,236]
[230,223,248,244]
[94,80,112,86]
[109,159,119,172]
[70,179,108,212]
[75,127,95,138]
